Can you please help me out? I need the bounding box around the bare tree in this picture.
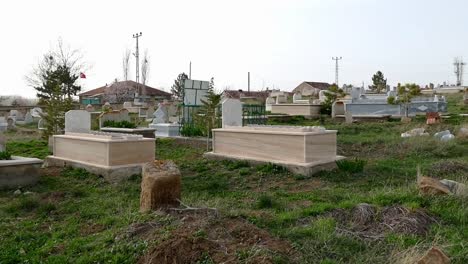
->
[122,48,131,81]
[102,81,134,104]
[141,49,150,86]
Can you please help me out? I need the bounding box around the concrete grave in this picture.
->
[265,97,275,111]
[0,117,7,132]
[270,104,321,118]
[45,132,155,182]
[205,125,344,176]
[0,156,43,190]
[31,107,43,118]
[222,98,243,127]
[65,110,91,133]
[345,112,354,124]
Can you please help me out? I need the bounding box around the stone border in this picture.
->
[204,152,345,176]
[45,156,144,183]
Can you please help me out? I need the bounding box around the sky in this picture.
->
[1,0,467,97]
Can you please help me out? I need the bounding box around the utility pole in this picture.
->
[133,32,142,97]
[248,72,250,92]
[189,61,192,79]
[332,57,342,86]
[454,57,465,86]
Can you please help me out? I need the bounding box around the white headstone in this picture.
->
[85,104,95,112]
[31,107,43,118]
[152,103,169,124]
[9,110,19,117]
[6,117,15,130]
[222,98,243,127]
[24,112,33,124]
[276,95,287,104]
[123,101,133,109]
[293,92,302,103]
[65,110,91,133]
[345,111,353,124]
[351,87,361,102]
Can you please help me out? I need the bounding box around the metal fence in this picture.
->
[242,104,267,126]
[179,104,267,135]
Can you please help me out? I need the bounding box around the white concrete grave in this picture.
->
[222,98,243,127]
[65,110,91,133]
[153,103,169,124]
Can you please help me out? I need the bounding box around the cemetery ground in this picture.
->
[1,108,467,262]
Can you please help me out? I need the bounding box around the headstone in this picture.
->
[102,102,112,112]
[65,110,91,133]
[293,92,302,103]
[85,104,95,112]
[140,161,181,212]
[0,133,5,152]
[31,107,43,118]
[345,111,353,124]
[123,101,133,109]
[6,117,15,130]
[265,97,275,111]
[9,110,19,118]
[152,103,169,124]
[275,95,287,104]
[0,117,7,132]
[351,87,361,102]
[24,112,33,124]
[222,98,243,127]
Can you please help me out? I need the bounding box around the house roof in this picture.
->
[223,90,271,100]
[303,82,331,90]
[79,80,171,98]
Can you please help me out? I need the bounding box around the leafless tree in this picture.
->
[102,81,134,104]
[122,48,131,81]
[26,38,87,89]
[141,49,150,86]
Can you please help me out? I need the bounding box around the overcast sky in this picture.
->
[1,0,467,97]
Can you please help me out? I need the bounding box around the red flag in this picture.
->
[80,72,87,79]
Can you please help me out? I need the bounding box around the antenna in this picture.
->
[332,57,342,86]
[454,57,465,86]
[133,32,142,96]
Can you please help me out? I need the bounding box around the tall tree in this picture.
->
[26,39,85,138]
[370,71,387,93]
[141,50,150,85]
[171,72,188,99]
[122,48,131,81]
[196,77,221,137]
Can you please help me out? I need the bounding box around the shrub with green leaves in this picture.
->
[0,150,12,160]
[336,158,367,173]
[102,120,137,128]
[180,124,204,137]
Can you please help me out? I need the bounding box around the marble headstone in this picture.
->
[153,104,169,124]
[222,98,243,127]
[65,110,91,133]
[24,112,33,124]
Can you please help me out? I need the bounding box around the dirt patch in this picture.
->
[305,204,437,240]
[248,176,323,193]
[41,191,66,203]
[116,222,162,241]
[40,167,63,177]
[429,160,468,177]
[139,213,298,264]
[80,223,106,236]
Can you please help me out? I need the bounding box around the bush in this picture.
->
[336,158,367,173]
[0,151,12,160]
[180,124,204,137]
[102,120,137,128]
[257,195,275,209]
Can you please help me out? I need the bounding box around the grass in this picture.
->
[1,99,467,263]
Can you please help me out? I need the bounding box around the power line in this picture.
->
[332,56,342,86]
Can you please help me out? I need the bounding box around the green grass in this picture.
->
[1,106,467,263]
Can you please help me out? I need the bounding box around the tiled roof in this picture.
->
[79,80,171,97]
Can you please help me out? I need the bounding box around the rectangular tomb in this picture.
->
[270,104,321,117]
[46,132,155,182]
[205,125,344,175]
